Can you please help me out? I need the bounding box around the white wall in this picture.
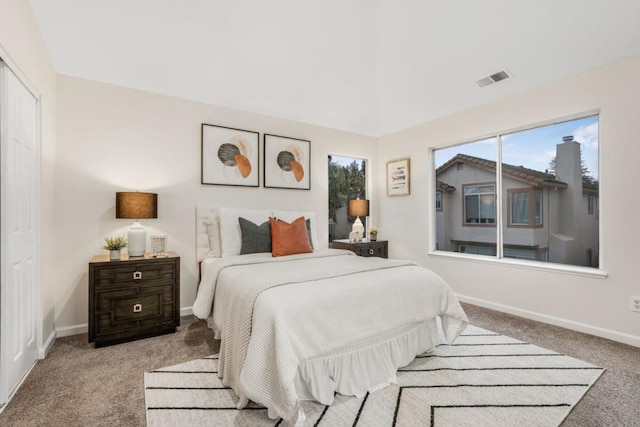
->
[55,75,377,331]
[0,0,57,351]
[377,56,640,346]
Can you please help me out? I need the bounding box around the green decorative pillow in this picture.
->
[239,217,272,254]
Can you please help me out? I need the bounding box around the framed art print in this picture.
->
[387,157,410,196]
[264,134,311,190]
[201,123,260,187]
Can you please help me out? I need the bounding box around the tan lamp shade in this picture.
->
[348,199,369,217]
[116,192,158,219]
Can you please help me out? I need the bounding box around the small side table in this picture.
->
[332,239,388,258]
[88,252,180,347]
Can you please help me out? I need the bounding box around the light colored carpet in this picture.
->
[144,325,603,426]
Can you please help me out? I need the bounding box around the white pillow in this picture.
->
[202,211,222,258]
[218,207,273,257]
[272,209,318,249]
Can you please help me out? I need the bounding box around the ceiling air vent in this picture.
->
[476,70,511,87]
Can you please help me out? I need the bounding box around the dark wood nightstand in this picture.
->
[332,239,388,258]
[88,252,180,348]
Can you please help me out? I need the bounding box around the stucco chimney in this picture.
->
[554,135,583,238]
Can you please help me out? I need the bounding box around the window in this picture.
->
[504,247,537,260]
[464,185,496,224]
[328,155,367,243]
[509,189,542,227]
[459,244,494,256]
[434,115,599,269]
[535,190,542,225]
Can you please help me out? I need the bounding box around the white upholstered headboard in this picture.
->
[196,204,216,262]
[195,204,319,262]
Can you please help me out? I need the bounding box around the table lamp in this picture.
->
[348,198,369,238]
[116,192,157,257]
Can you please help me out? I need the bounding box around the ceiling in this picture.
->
[29,0,640,136]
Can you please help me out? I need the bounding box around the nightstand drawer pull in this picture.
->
[133,271,142,280]
[369,249,374,255]
[133,303,143,313]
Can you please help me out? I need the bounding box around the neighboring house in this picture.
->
[435,136,599,267]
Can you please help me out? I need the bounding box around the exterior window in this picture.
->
[434,114,599,269]
[509,189,543,227]
[464,185,495,224]
[459,244,494,256]
[328,155,367,243]
[504,247,537,260]
[535,190,542,225]
[539,249,549,262]
[510,191,529,225]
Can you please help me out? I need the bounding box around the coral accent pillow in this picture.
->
[269,216,313,257]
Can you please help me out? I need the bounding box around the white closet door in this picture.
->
[0,62,40,404]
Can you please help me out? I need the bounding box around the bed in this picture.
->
[193,206,468,425]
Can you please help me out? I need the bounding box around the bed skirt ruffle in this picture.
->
[293,318,441,406]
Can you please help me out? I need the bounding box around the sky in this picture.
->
[434,115,599,179]
[331,155,366,168]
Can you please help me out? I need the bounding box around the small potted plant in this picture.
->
[103,236,127,260]
[369,226,379,241]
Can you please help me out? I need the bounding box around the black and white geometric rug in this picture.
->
[144,325,603,426]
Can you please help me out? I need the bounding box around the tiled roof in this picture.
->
[436,180,456,192]
[436,153,568,189]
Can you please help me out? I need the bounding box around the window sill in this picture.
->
[427,250,608,279]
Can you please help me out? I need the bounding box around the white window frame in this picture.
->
[327,153,371,241]
[428,110,606,279]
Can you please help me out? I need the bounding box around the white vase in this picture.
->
[109,250,121,260]
[370,234,377,241]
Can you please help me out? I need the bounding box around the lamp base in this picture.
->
[128,221,146,257]
[351,217,365,242]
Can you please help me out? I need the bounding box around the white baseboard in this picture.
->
[457,294,640,348]
[38,330,57,359]
[56,323,88,338]
[180,306,193,317]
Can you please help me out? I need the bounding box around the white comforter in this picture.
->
[193,249,468,424]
